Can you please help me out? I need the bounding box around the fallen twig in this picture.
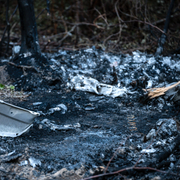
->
[144,81,180,99]
[57,25,76,48]
[8,62,40,75]
[104,133,141,173]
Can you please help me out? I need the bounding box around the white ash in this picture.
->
[29,157,41,168]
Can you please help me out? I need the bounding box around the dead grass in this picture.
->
[0,87,29,101]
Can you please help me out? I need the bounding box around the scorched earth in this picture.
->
[0,48,180,180]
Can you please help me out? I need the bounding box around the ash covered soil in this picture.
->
[0,48,180,180]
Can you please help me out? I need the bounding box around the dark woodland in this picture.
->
[0,0,180,56]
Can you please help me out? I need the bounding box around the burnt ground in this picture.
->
[0,49,180,180]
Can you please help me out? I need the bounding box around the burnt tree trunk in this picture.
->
[17,0,41,54]
[155,0,175,56]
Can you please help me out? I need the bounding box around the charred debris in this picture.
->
[0,48,180,179]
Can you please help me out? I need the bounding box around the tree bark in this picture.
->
[17,0,41,54]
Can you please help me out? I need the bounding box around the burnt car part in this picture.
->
[0,100,39,137]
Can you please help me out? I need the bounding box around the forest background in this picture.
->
[0,0,180,56]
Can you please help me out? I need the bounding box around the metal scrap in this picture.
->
[0,100,39,137]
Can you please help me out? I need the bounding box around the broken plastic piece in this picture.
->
[0,100,39,137]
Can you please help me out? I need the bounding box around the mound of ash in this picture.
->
[1,49,180,179]
[4,49,180,108]
[5,53,64,91]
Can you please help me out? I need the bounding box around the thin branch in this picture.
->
[43,32,67,40]
[94,8,108,25]
[104,133,142,173]
[82,166,180,180]
[55,19,105,29]
[36,8,47,20]
[152,13,180,25]
[57,25,76,48]
[112,0,125,49]
[9,5,18,21]
[124,20,166,35]
[103,32,120,46]
[118,8,166,34]
[115,1,124,23]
